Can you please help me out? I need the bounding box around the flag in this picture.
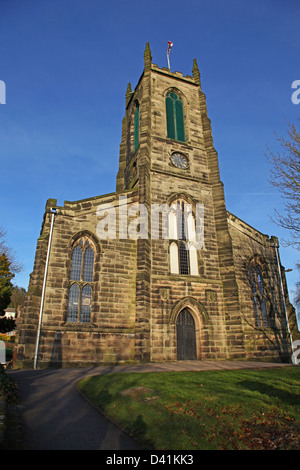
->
[167,41,173,55]
[167,41,173,69]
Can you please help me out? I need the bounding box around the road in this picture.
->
[6,367,141,450]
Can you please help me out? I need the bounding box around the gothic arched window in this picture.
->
[166,91,185,142]
[67,237,95,323]
[169,199,198,276]
[249,259,269,327]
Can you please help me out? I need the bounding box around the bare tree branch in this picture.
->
[0,226,23,274]
[265,120,300,249]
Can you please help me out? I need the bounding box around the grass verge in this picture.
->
[78,366,300,450]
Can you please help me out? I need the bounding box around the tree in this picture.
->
[265,121,300,249]
[0,317,16,334]
[0,253,14,316]
[8,286,27,311]
[266,122,300,326]
[0,227,23,273]
[294,262,300,316]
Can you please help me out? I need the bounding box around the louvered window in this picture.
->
[166,92,185,142]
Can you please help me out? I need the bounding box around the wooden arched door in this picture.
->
[176,308,197,360]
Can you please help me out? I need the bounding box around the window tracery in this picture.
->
[67,236,95,323]
[169,199,198,276]
[249,258,269,327]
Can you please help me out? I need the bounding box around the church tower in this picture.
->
[16,43,297,368]
[116,42,245,361]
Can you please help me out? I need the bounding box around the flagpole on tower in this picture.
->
[167,41,173,70]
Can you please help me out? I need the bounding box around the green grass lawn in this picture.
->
[78,367,300,450]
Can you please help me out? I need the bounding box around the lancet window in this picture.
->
[249,259,269,327]
[67,237,95,323]
[169,199,198,276]
[166,91,185,142]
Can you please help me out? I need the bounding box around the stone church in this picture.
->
[16,43,299,368]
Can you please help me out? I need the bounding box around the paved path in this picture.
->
[7,360,292,450]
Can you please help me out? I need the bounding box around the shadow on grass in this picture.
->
[131,414,155,449]
[238,380,299,406]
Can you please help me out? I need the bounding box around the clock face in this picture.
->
[170,152,189,169]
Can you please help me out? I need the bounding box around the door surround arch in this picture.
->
[169,297,209,360]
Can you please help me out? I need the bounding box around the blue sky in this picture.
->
[0,0,299,309]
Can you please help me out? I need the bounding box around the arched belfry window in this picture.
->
[169,199,198,276]
[67,237,95,323]
[133,102,139,152]
[249,258,269,327]
[166,91,185,142]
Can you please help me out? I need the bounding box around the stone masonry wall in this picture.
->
[228,212,294,362]
[17,190,139,367]
[146,64,243,360]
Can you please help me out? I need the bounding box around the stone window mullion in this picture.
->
[67,237,95,324]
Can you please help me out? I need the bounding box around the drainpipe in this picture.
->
[34,208,57,370]
[274,241,293,352]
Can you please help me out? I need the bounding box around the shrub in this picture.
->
[0,368,18,402]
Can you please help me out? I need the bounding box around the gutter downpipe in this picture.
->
[274,242,293,352]
[33,208,57,370]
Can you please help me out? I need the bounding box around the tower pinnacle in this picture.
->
[125,82,132,107]
[144,42,152,71]
[192,58,201,87]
